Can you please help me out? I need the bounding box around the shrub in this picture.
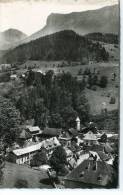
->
[91,86,97,91]
[14,179,28,188]
[99,76,108,88]
[109,96,116,104]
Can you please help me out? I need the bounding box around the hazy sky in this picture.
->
[0,0,118,35]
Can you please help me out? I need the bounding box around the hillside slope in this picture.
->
[2,30,109,64]
[0,29,27,50]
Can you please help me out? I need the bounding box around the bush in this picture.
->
[6,153,15,163]
[91,86,97,91]
[109,96,116,104]
[99,76,108,88]
[30,148,48,167]
[114,44,118,48]
[14,179,28,188]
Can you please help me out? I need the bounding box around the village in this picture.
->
[0,2,119,189]
[0,51,119,188]
[0,110,118,188]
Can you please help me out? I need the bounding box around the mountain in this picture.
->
[22,4,119,44]
[0,29,27,50]
[2,30,109,64]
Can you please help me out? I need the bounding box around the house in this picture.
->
[0,64,11,71]
[10,74,18,80]
[10,142,42,165]
[83,131,99,146]
[41,137,61,155]
[64,156,115,188]
[59,133,71,147]
[9,137,60,165]
[107,134,119,143]
[42,127,61,138]
[18,129,32,146]
[104,142,114,154]
[76,75,83,82]
[67,128,78,138]
[26,126,42,141]
[97,151,111,162]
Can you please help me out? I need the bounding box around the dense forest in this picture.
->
[0,70,118,147]
[85,33,119,44]
[2,30,109,64]
[0,70,90,146]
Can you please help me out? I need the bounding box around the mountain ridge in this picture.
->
[2,30,110,64]
[0,28,27,50]
[21,4,119,45]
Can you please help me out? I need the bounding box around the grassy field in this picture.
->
[20,60,120,115]
[0,60,119,115]
[0,162,53,188]
[85,87,119,115]
[0,40,119,115]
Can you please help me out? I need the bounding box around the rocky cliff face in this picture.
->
[23,4,119,44]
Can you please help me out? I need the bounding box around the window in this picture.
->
[97,174,102,181]
[92,165,96,171]
[79,171,84,178]
[85,165,89,170]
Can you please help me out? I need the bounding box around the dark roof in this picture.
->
[65,159,114,187]
[42,128,61,136]
[68,128,78,137]
[97,151,110,161]
[83,144,104,152]
[19,129,32,139]
[104,143,113,154]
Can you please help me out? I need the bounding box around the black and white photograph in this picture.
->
[0,0,120,190]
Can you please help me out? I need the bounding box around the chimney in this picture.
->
[76,116,80,131]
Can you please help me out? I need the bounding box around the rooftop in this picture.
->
[26,126,41,133]
[41,137,61,150]
[104,142,114,154]
[12,142,42,156]
[68,128,78,137]
[64,158,114,187]
[12,137,60,156]
[19,129,32,140]
[42,127,61,136]
[83,131,97,141]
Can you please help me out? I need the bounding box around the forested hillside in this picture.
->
[85,33,119,44]
[2,30,109,64]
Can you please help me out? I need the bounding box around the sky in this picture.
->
[0,0,118,35]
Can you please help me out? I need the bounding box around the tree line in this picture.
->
[0,70,90,146]
[2,30,109,64]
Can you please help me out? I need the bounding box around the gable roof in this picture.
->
[12,137,60,156]
[104,142,113,154]
[26,126,42,133]
[68,128,78,137]
[83,131,97,141]
[42,127,61,136]
[13,142,42,156]
[97,151,110,161]
[65,158,114,187]
[41,137,61,150]
[19,129,32,139]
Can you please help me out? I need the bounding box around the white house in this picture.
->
[12,142,42,165]
[83,131,99,146]
[26,126,42,141]
[10,137,60,165]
